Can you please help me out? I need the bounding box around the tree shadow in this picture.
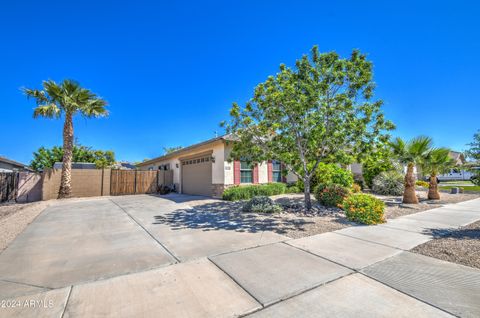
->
[422,224,480,240]
[152,200,348,235]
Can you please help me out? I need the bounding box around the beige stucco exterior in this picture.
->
[138,137,292,197]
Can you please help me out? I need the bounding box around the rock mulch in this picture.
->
[0,201,51,252]
[411,221,480,269]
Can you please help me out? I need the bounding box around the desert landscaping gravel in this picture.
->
[0,201,50,251]
[411,220,480,269]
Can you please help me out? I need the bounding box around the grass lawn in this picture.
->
[439,185,480,192]
[440,180,474,186]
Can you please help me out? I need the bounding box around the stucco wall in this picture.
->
[224,144,234,185]
[17,172,43,203]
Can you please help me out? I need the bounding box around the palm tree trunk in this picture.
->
[403,163,419,204]
[428,174,440,200]
[58,113,73,198]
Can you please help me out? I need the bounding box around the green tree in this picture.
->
[421,148,454,200]
[223,46,394,210]
[466,130,480,161]
[30,145,115,171]
[23,80,108,198]
[360,142,395,188]
[390,136,433,204]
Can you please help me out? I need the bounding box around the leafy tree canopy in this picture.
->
[223,45,394,209]
[31,144,115,171]
[466,130,480,162]
[163,146,183,154]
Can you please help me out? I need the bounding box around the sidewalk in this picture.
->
[1,198,480,318]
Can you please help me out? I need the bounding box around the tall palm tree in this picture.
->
[24,80,108,198]
[422,148,454,200]
[390,136,433,204]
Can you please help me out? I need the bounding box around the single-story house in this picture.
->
[0,156,33,172]
[137,135,296,197]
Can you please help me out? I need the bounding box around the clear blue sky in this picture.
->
[1,0,479,164]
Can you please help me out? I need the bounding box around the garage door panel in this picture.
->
[182,156,212,196]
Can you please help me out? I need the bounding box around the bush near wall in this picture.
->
[341,193,385,225]
[296,163,354,192]
[222,183,286,201]
[314,184,351,207]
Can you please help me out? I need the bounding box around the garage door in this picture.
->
[181,155,212,196]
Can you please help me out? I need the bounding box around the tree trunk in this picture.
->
[428,174,440,200]
[403,163,418,204]
[58,113,73,199]
[303,178,312,211]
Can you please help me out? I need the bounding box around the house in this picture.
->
[0,156,33,172]
[137,135,296,197]
[53,162,97,170]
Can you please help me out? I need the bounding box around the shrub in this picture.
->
[285,184,301,194]
[352,183,362,193]
[342,193,385,225]
[242,196,282,213]
[372,171,404,196]
[471,174,480,186]
[297,163,353,192]
[415,180,429,188]
[222,183,286,201]
[314,184,351,207]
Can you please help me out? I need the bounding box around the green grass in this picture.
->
[440,180,474,186]
[439,185,480,192]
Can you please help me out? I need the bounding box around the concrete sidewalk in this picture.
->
[1,197,479,317]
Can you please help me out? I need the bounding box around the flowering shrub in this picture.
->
[415,180,429,188]
[352,183,362,193]
[242,196,282,213]
[314,184,350,207]
[341,193,385,225]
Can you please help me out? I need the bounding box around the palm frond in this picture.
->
[33,104,61,119]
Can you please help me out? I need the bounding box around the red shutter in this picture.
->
[253,164,259,184]
[267,160,273,183]
[234,160,241,185]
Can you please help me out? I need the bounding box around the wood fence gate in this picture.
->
[0,172,19,202]
[110,170,173,196]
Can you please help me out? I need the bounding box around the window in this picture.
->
[240,161,253,183]
[272,160,282,182]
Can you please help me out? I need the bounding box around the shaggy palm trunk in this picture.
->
[403,163,419,204]
[58,113,73,198]
[303,178,312,211]
[428,174,440,200]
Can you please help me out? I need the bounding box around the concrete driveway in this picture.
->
[1,195,479,318]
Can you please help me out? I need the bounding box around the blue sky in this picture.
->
[1,0,479,164]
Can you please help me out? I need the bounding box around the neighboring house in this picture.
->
[111,162,136,170]
[137,135,296,197]
[0,156,33,172]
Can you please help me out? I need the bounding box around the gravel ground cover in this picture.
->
[0,201,51,251]
[411,220,480,269]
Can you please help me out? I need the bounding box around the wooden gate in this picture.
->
[0,172,19,202]
[110,170,159,195]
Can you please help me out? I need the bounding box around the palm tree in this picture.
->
[390,136,433,204]
[422,148,454,200]
[24,80,108,198]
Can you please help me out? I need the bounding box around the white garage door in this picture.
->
[181,155,212,196]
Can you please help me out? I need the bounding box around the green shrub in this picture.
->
[372,171,404,196]
[285,184,301,194]
[222,183,286,201]
[314,184,351,207]
[341,193,385,225]
[297,163,353,192]
[471,174,480,186]
[242,196,282,213]
[416,180,429,188]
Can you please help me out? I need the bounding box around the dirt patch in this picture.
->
[0,201,51,252]
[411,221,480,269]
